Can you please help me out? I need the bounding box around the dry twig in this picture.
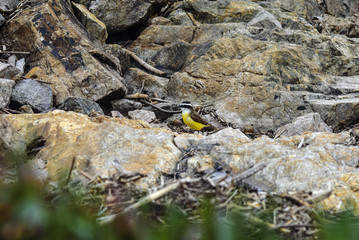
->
[233,162,267,183]
[0,51,31,55]
[122,181,181,214]
[122,48,166,76]
[125,93,149,100]
[66,157,76,185]
[141,99,181,114]
[185,11,200,27]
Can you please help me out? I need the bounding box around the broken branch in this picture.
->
[125,93,149,100]
[122,181,180,214]
[122,48,167,77]
[0,51,30,55]
[141,99,181,114]
[234,162,267,183]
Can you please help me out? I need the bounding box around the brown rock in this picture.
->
[6,0,126,105]
[2,110,180,187]
[24,67,48,79]
[72,2,108,43]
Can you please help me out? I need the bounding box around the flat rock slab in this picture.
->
[11,79,53,112]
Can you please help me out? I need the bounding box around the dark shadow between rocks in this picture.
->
[106,24,147,45]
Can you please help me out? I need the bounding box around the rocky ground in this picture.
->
[1,0,359,231]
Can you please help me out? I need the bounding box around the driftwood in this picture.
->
[1,108,12,114]
[0,51,30,55]
[141,99,181,114]
[2,108,22,114]
[122,48,167,77]
[33,79,52,84]
[125,93,149,100]
[19,78,53,84]
[185,11,200,27]
[122,181,181,214]
[98,181,181,224]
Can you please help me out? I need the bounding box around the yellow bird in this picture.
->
[176,101,216,131]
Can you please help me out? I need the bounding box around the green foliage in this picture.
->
[315,199,359,240]
[0,177,116,240]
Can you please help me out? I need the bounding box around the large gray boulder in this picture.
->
[11,79,53,112]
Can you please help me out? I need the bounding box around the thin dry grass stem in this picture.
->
[66,157,76,185]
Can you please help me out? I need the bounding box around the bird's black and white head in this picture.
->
[176,101,193,112]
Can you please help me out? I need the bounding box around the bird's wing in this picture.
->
[190,111,208,125]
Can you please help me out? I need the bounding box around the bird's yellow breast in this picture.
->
[182,112,206,131]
